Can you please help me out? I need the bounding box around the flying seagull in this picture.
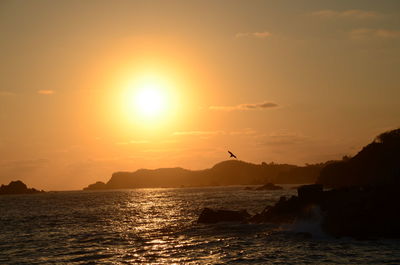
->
[228,151,237,159]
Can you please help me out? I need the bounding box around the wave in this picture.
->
[289,205,329,239]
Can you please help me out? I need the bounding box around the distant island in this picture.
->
[0,180,44,195]
[84,160,329,190]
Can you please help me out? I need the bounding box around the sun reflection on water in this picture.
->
[1,187,399,264]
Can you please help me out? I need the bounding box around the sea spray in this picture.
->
[290,205,328,238]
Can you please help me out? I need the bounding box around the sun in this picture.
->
[120,74,174,126]
[135,85,166,118]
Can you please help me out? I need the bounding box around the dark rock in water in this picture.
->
[244,186,254,190]
[196,184,400,238]
[83,181,107,190]
[197,207,251,224]
[295,232,313,239]
[297,184,323,203]
[249,184,400,239]
[0,180,44,195]
[255,183,283,190]
[250,195,303,224]
[319,186,400,239]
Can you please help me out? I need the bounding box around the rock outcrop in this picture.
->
[255,184,400,238]
[255,183,283,190]
[0,180,44,195]
[199,184,400,239]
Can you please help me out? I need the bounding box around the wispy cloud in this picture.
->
[349,28,400,39]
[172,131,225,136]
[0,91,15,96]
[311,9,381,19]
[37,90,55,95]
[0,158,49,168]
[116,140,149,145]
[210,101,278,111]
[173,129,258,137]
[236,31,272,39]
[0,158,50,179]
[261,131,309,146]
[229,128,257,136]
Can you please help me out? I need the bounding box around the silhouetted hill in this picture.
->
[0,180,44,195]
[106,167,195,189]
[83,181,107,190]
[84,160,325,190]
[317,128,400,187]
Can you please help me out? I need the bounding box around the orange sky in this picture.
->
[1,0,400,190]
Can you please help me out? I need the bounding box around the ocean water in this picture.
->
[1,186,399,264]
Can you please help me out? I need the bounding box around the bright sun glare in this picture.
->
[121,74,174,125]
[135,85,165,118]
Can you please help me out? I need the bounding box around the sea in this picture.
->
[1,185,399,264]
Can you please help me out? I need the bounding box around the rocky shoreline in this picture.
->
[198,184,400,239]
[198,129,400,239]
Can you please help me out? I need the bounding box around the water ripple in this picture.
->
[0,186,399,264]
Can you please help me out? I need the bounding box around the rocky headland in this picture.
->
[317,128,400,187]
[198,184,400,239]
[198,128,400,239]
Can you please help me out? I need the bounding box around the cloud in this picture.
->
[116,140,149,145]
[261,131,309,146]
[311,9,381,19]
[129,140,149,144]
[172,131,225,136]
[37,90,55,95]
[210,101,278,111]
[0,91,16,96]
[236,31,271,39]
[173,129,259,137]
[0,159,50,179]
[229,128,257,136]
[349,28,400,39]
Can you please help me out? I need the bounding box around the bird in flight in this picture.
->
[228,151,237,159]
